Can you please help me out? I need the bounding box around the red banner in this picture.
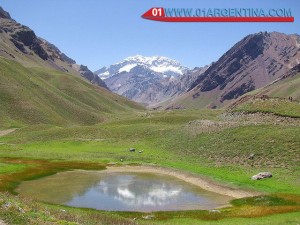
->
[142,8,294,22]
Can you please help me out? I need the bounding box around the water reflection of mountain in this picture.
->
[95,174,183,207]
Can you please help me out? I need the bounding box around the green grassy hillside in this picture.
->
[164,88,221,109]
[230,73,300,117]
[232,98,300,118]
[0,57,143,128]
[261,73,300,101]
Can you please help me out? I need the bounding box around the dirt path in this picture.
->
[0,128,17,137]
[105,165,261,198]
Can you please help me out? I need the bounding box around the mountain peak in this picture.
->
[180,31,300,108]
[95,55,189,79]
[0,7,11,19]
[122,55,181,67]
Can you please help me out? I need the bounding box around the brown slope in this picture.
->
[167,32,300,109]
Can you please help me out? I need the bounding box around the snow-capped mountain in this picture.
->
[94,55,208,106]
[95,55,189,79]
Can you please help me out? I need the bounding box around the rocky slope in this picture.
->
[0,6,11,19]
[96,55,208,106]
[167,32,300,109]
[73,64,108,89]
[0,7,108,89]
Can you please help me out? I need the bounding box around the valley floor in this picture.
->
[0,104,299,224]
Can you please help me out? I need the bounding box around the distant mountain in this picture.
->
[167,32,300,109]
[95,55,209,106]
[95,55,189,79]
[0,6,108,89]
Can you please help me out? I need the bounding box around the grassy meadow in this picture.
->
[0,105,300,224]
[0,58,299,224]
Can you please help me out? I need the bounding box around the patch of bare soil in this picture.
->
[0,128,17,137]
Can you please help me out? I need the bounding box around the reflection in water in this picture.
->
[99,176,182,207]
[16,171,232,212]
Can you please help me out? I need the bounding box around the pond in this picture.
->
[16,170,232,212]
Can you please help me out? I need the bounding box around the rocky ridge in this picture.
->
[0,6,108,90]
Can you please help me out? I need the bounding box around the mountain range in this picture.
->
[1,5,300,113]
[95,55,208,105]
[95,32,300,108]
[95,55,189,79]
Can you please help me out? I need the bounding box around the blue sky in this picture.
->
[1,0,299,71]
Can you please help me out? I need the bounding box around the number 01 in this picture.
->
[152,8,162,17]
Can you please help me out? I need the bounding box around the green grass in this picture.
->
[0,109,299,195]
[154,211,300,225]
[0,57,143,128]
[231,195,299,207]
[231,72,300,117]
[232,98,300,118]
[0,109,299,224]
[0,162,26,174]
[262,72,300,101]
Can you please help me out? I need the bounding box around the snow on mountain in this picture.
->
[93,55,211,106]
[95,55,189,79]
[119,64,137,73]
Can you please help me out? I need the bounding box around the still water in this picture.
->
[16,170,232,212]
